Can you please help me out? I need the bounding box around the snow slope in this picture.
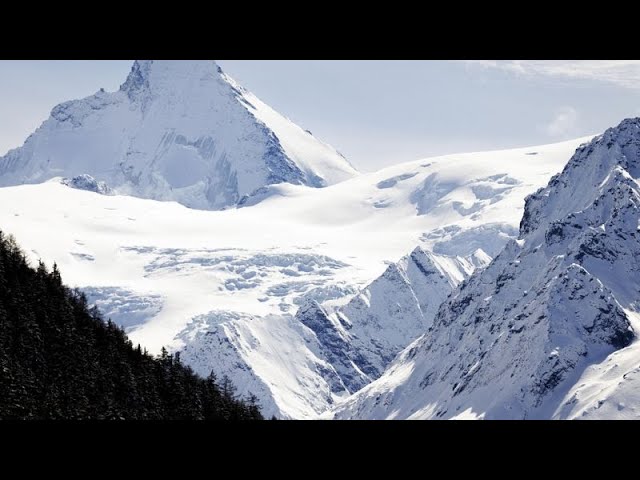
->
[333,119,640,420]
[295,247,488,393]
[0,60,357,210]
[0,137,588,417]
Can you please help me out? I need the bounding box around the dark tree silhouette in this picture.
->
[0,230,262,420]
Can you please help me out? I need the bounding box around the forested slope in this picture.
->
[0,231,262,420]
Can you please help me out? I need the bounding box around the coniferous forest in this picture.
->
[0,230,263,420]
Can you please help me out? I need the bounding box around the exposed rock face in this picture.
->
[62,175,112,195]
[335,119,640,420]
[295,247,483,394]
[178,248,479,418]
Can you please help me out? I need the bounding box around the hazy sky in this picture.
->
[1,60,639,172]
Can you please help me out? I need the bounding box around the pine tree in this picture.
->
[246,393,262,420]
[0,230,262,420]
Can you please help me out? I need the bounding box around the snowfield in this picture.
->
[0,137,589,418]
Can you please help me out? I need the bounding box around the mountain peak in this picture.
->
[594,116,640,160]
[125,59,222,79]
[120,60,226,100]
[610,116,640,131]
[0,60,357,210]
[520,117,640,238]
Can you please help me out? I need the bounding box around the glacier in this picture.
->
[0,136,587,418]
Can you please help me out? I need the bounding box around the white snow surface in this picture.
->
[0,60,357,210]
[0,128,589,417]
[332,119,640,420]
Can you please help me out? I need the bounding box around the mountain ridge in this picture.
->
[333,118,640,420]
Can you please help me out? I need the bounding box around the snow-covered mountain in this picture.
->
[176,246,483,418]
[333,118,640,420]
[294,247,488,394]
[0,60,357,210]
[0,137,586,418]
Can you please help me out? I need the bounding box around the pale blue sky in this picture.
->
[1,60,639,171]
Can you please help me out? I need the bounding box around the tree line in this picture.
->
[0,230,263,420]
